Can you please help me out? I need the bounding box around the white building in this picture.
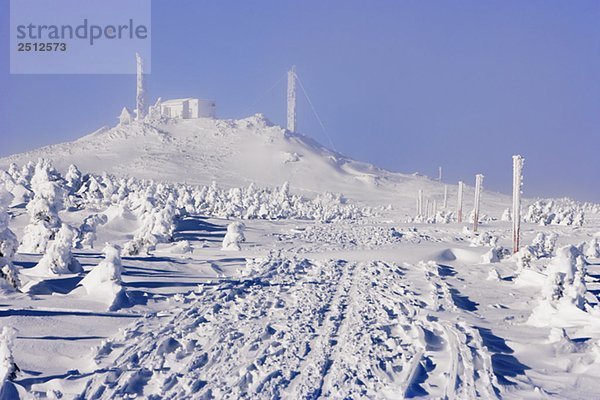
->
[160,98,216,119]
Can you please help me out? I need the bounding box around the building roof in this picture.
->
[161,98,215,105]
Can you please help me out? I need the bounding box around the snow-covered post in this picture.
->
[457,181,464,223]
[512,155,524,253]
[425,199,430,219]
[473,174,484,232]
[443,184,448,209]
[438,166,442,181]
[287,65,297,132]
[417,189,424,217]
[415,196,419,218]
[433,200,437,216]
[135,53,146,121]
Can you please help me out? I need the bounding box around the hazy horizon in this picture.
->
[1,0,599,202]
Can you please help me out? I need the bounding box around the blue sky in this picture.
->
[1,0,599,201]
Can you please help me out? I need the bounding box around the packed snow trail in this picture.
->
[75,256,524,399]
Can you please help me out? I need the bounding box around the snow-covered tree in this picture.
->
[222,222,246,251]
[0,326,18,396]
[541,245,588,310]
[585,237,600,259]
[19,161,65,254]
[31,224,82,275]
[75,214,108,249]
[78,244,127,311]
[65,164,83,194]
[0,187,19,289]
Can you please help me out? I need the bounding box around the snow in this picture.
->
[221,221,245,251]
[76,244,127,311]
[0,117,599,398]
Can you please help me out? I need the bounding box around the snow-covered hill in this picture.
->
[0,115,509,213]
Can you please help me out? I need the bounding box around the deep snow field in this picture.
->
[1,116,600,399]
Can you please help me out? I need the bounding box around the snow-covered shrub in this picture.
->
[74,214,108,249]
[30,224,82,275]
[585,236,600,259]
[514,245,537,274]
[470,232,498,247]
[528,245,590,327]
[525,199,585,226]
[481,246,510,264]
[0,326,18,395]
[65,164,83,194]
[19,161,66,254]
[501,208,511,222]
[543,246,588,309]
[123,194,177,255]
[530,232,558,258]
[515,233,559,275]
[0,187,19,290]
[78,244,127,311]
[222,222,246,251]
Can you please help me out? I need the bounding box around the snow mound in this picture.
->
[76,244,128,311]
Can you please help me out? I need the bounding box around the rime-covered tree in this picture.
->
[31,224,82,275]
[65,164,83,194]
[0,326,19,397]
[0,187,19,289]
[222,222,246,251]
[78,244,127,311]
[19,161,65,254]
[75,214,108,249]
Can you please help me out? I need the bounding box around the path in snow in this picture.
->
[77,255,526,399]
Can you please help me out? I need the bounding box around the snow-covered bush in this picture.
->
[0,188,19,290]
[0,326,18,396]
[74,214,108,249]
[530,232,558,258]
[19,160,66,254]
[123,194,177,255]
[78,244,127,311]
[528,245,590,327]
[481,246,510,264]
[31,224,82,275]
[470,232,498,247]
[222,222,246,251]
[65,164,83,194]
[525,199,585,226]
[585,236,600,259]
[501,208,511,222]
[514,233,558,275]
[543,245,588,309]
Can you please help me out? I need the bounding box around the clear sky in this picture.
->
[1,0,599,201]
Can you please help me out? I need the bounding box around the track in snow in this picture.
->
[77,257,524,399]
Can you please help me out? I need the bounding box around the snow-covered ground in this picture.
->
[1,117,600,399]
